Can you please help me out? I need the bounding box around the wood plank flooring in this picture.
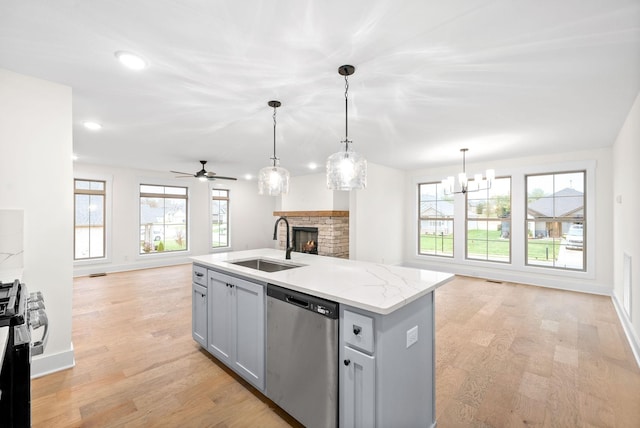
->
[31,265,640,427]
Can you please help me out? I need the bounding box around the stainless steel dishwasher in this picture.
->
[266,284,339,428]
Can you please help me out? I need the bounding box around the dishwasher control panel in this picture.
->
[267,284,339,319]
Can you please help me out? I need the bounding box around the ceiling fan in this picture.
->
[171,160,237,181]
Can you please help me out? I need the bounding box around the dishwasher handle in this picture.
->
[285,295,310,309]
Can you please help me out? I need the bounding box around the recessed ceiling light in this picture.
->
[114,51,147,70]
[83,121,102,130]
[308,162,318,170]
[72,154,78,161]
[244,174,253,180]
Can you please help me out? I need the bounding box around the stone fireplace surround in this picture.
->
[273,211,349,259]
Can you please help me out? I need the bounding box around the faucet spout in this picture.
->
[273,216,293,260]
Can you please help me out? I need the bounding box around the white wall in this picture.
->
[0,68,74,376]
[351,163,406,264]
[73,163,275,276]
[404,148,614,295]
[612,90,640,361]
[281,173,349,211]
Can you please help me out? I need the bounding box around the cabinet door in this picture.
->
[208,273,233,363]
[192,283,207,347]
[342,346,375,428]
[232,278,265,391]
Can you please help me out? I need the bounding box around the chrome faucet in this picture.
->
[273,216,294,260]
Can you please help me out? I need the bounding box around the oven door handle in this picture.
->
[30,309,49,356]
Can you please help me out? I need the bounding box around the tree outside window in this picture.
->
[74,179,105,260]
[211,189,229,248]
[139,184,188,254]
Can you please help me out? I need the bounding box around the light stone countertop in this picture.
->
[191,248,454,315]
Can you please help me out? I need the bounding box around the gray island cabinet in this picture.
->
[191,249,453,428]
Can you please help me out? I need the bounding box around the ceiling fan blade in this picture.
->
[209,176,237,181]
[170,170,194,176]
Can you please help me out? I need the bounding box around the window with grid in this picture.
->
[211,189,229,248]
[74,179,106,260]
[418,182,454,257]
[139,184,188,254]
[466,176,511,262]
[526,171,585,271]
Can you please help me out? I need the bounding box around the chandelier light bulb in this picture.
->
[443,148,495,195]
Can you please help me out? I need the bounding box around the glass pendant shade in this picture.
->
[258,163,290,196]
[326,147,367,190]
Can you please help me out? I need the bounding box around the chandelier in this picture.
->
[442,148,495,194]
[326,65,367,190]
[258,100,290,196]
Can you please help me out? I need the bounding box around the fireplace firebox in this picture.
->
[292,227,318,254]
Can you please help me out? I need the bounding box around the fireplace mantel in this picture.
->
[273,210,349,218]
[273,211,349,258]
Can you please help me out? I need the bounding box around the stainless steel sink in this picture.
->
[229,258,304,273]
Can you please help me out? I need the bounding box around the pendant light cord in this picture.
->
[272,104,277,166]
[344,74,350,151]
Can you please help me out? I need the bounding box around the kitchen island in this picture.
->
[191,248,453,428]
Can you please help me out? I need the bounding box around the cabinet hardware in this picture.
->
[195,272,204,277]
[343,359,351,366]
[353,326,361,335]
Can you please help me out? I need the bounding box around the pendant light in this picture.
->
[258,100,290,196]
[326,65,367,190]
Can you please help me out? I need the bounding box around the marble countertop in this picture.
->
[191,249,454,315]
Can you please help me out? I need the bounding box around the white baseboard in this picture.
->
[74,257,191,277]
[611,294,640,369]
[31,343,75,378]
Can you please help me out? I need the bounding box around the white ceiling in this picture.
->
[1,0,639,179]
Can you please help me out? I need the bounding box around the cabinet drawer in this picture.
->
[193,265,207,286]
[343,310,374,354]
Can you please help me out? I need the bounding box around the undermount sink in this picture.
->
[229,258,304,273]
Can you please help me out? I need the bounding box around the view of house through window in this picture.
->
[418,182,454,257]
[139,184,188,254]
[526,171,585,270]
[466,177,511,262]
[211,189,229,248]
[74,179,106,260]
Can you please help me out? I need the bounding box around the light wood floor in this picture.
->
[31,265,640,427]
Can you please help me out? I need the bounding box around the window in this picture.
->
[74,179,105,260]
[418,182,454,257]
[139,184,188,254]
[526,171,585,270]
[466,177,511,262]
[211,189,229,248]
